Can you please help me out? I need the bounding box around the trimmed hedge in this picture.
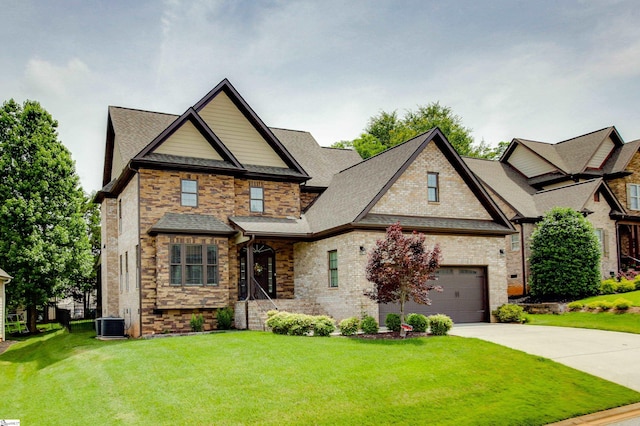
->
[492,304,525,323]
[428,314,453,336]
[338,316,360,336]
[385,313,401,332]
[361,315,379,334]
[406,313,429,332]
[265,311,336,337]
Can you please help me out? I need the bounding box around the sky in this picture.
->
[2,0,640,192]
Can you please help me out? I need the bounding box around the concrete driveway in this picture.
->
[450,323,640,392]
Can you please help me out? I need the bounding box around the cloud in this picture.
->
[23,57,92,98]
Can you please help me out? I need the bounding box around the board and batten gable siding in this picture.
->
[370,142,492,220]
[586,137,615,169]
[508,145,558,177]
[153,121,224,161]
[199,91,288,168]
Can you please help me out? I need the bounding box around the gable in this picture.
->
[152,120,223,161]
[508,144,558,177]
[370,142,492,220]
[586,136,615,169]
[198,91,287,168]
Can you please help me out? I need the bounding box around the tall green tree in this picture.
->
[529,207,601,300]
[0,99,93,332]
[332,102,506,159]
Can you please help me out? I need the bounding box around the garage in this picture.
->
[378,267,488,324]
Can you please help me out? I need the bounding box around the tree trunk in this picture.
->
[27,298,40,334]
[400,298,406,338]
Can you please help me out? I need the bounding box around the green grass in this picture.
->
[1,330,638,425]
[526,290,640,334]
[579,290,640,306]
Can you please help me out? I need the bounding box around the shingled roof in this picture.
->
[271,128,361,189]
[304,128,513,235]
[149,213,235,236]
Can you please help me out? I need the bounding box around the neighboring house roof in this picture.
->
[464,157,538,218]
[271,128,362,189]
[149,213,236,236]
[502,127,625,182]
[0,267,11,283]
[304,128,514,235]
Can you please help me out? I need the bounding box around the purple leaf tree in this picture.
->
[364,223,442,337]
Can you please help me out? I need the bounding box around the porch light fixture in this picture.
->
[359,246,366,255]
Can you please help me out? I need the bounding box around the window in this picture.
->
[510,234,520,251]
[170,244,218,286]
[118,199,122,234]
[125,251,129,292]
[427,172,439,202]
[181,179,198,207]
[328,250,338,288]
[135,245,139,289]
[629,184,640,210]
[119,255,123,293]
[595,229,607,256]
[250,186,264,213]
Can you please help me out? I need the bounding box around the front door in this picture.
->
[241,244,276,299]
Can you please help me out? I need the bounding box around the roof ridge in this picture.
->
[535,178,601,194]
[338,129,435,174]
[269,127,310,134]
[109,105,178,117]
[554,127,613,145]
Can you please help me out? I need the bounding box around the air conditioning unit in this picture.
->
[96,317,125,337]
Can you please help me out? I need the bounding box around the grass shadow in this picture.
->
[0,328,129,370]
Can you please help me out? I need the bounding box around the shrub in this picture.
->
[614,298,632,311]
[600,279,618,295]
[216,307,234,330]
[385,313,401,332]
[529,208,601,300]
[428,314,453,336]
[265,311,291,335]
[339,316,360,336]
[617,279,636,293]
[567,301,584,312]
[635,276,640,291]
[360,315,379,334]
[599,301,614,311]
[190,313,204,332]
[492,304,525,323]
[313,316,336,337]
[586,301,602,311]
[406,313,429,332]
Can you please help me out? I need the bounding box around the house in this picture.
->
[0,267,11,342]
[465,127,640,296]
[96,79,514,337]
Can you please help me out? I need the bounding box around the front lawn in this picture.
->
[1,330,638,425]
[525,290,640,334]
[526,311,640,334]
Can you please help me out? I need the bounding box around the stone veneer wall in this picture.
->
[294,230,508,323]
[370,142,492,220]
[608,150,640,217]
[300,191,320,212]
[234,179,301,217]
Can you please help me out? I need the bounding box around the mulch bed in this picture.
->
[350,331,431,340]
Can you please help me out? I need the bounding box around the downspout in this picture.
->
[244,234,255,329]
[520,223,527,296]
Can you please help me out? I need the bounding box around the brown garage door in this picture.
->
[378,267,488,324]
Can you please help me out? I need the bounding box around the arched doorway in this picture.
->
[240,243,276,300]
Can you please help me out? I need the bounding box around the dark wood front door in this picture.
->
[241,244,276,299]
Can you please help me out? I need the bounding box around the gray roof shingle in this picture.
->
[149,213,235,235]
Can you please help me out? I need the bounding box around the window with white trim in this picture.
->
[250,186,264,213]
[510,234,520,251]
[170,244,218,286]
[628,184,640,210]
[427,172,439,202]
[328,250,338,288]
[594,229,607,256]
[181,179,198,207]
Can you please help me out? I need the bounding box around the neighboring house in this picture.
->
[96,79,514,337]
[465,127,640,296]
[0,267,11,342]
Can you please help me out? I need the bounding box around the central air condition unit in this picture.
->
[96,317,125,337]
